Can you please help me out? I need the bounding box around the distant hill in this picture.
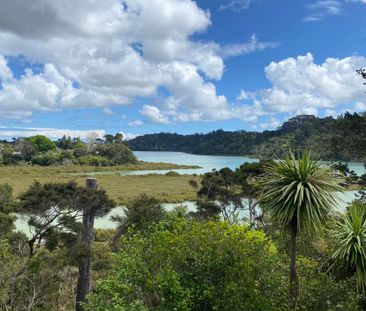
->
[127,112,366,161]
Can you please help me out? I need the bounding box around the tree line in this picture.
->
[127,112,366,161]
[0,133,137,166]
[1,151,366,310]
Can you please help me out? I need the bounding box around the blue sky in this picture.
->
[0,0,365,139]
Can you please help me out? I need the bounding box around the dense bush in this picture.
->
[1,178,364,310]
[86,219,289,311]
[95,142,137,165]
[31,151,61,166]
[26,135,56,152]
[297,257,361,311]
[77,155,111,166]
[0,145,19,165]
[0,133,137,167]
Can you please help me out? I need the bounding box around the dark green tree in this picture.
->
[0,183,15,238]
[235,160,271,224]
[194,168,243,223]
[114,133,123,143]
[103,134,114,144]
[58,135,74,149]
[112,194,166,250]
[18,180,115,310]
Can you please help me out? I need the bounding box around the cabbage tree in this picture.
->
[260,151,340,309]
[330,201,366,293]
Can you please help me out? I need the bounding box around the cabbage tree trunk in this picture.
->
[289,220,299,310]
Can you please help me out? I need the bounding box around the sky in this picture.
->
[0,0,365,140]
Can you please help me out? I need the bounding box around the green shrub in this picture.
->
[26,135,56,152]
[31,151,61,166]
[95,143,137,165]
[297,257,362,311]
[0,145,19,165]
[73,141,88,157]
[77,155,111,166]
[86,219,288,311]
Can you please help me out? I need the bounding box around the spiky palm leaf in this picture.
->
[331,202,366,292]
[260,150,341,309]
[260,150,341,232]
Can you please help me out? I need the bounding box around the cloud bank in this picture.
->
[0,0,275,124]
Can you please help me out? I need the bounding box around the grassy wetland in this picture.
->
[0,162,201,204]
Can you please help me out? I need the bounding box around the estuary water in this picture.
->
[15,151,365,233]
[133,151,366,176]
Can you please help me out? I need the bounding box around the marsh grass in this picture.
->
[0,162,201,204]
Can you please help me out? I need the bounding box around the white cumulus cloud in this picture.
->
[238,53,366,118]
[140,105,170,124]
[0,0,277,124]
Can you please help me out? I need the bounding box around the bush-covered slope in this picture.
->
[127,112,366,161]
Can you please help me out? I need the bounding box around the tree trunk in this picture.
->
[289,224,299,310]
[76,178,97,311]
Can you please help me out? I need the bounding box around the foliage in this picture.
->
[260,151,341,232]
[194,168,243,223]
[359,173,366,186]
[0,240,79,311]
[18,181,115,258]
[116,194,166,233]
[57,135,74,150]
[95,141,137,165]
[0,184,15,237]
[0,133,137,167]
[128,112,366,161]
[14,138,37,161]
[297,257,362,311]
[77,155,112,166]
[31,151,61,166]
[73,140,89,157]
[112,194,166,250]
[192,160,272,224]
[260,150,341,308]
[26,135,56,152]
[330,201,366,293]
[0,144,19,165]
[329,161,350,176]
[86,219,288,311]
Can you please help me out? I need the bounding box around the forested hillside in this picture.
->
[128,112,366,161]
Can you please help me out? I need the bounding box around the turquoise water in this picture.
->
[133,151,366,176]
[132,151,258,175]
[65,152,259,177]
[66,151,366,176]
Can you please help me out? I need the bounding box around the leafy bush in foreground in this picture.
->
[86,219,288,311]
